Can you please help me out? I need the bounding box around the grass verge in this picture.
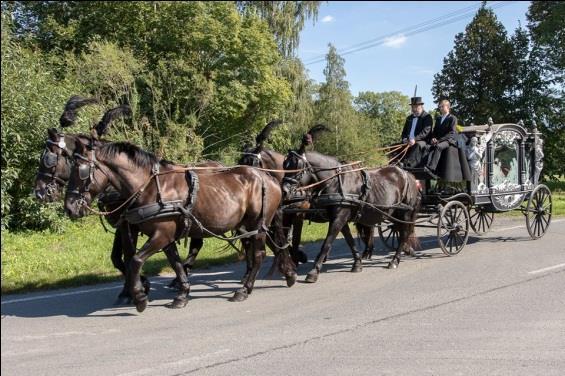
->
[1,216,329,295]
[2,180,562,295]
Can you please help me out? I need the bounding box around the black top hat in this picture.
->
[410,97,424,105]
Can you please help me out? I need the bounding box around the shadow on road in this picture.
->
[2,232,523,319]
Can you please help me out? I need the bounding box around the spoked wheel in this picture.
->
[377,222,400,250]
[525,184,552,240]
[469,206,494,235]
[437,201,469,256]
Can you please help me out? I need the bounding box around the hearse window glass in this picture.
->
[492,130,520,190]
[524,141,534,185]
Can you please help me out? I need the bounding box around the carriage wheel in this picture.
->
[525,184,552,240]
[469,206,494,235]
[437,201,469,256]
[377,223,400,250]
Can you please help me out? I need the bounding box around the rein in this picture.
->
[296,167,367,191]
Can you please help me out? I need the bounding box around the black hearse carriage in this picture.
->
[378,118,552,256]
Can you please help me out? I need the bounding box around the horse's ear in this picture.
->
[47,128,58,141]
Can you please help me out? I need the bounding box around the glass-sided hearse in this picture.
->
[380,118,552,256]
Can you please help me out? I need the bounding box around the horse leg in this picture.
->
[388,197,419,268]
[305,210,349,283]
[360,225,375,260]
[240,238,252,284]
[387,224,406,269]
[167,237,204,289]
[163,242,191,309]
[231,232,267,302]
[290,214,308,264]
[341,223,363,273]
[269,211,298,287]
[184,238,203,274]
[119,224,150,294]
[128,235,172,313]
[110,228,130,305]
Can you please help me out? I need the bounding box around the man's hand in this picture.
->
[402,138,408,144]
[431,138,438,145]
[409,138,416,146]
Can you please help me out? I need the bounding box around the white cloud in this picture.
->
[383,34,407,48]
[321,15,334,23]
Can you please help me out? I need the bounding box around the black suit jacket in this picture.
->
[432,114,457,145]
[401,111,432,142]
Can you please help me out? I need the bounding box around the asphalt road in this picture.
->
[2,217,565,376]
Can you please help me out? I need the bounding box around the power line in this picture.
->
[304,1,515,66]
[317,1,488,58]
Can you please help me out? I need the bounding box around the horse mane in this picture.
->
[304,150,340,167]
[99,142,164,169]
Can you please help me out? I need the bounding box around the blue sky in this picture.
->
[297,1,530,109]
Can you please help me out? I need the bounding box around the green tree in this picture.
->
[236,1,320,57]
[8,2,293,159]
[1,12,82,230]
[313,44,376,163]
[527,1,565,87]
[525,2,565,178]
[432,5,515,124]
[354,91,409,147]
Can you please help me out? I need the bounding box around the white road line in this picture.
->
[527,263,565,274]
[1,285,122,305]
[2,219,564,305]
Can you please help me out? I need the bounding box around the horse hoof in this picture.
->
[286,273,297,287]
[135,297,148,313]
[361,251,372,260]
[387,262,398,270]
[170,297,189,309]
[351,265,363,273]
[229,290,248,302]
[305,271,318,283]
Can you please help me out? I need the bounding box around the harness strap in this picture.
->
[152,163,163,205]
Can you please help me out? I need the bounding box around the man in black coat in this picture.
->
[400,96,432,168]
[425,99,457,174]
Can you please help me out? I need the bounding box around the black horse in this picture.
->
[282,134,421,283]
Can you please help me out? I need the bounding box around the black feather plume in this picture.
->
[255,120,283,147]
[94,105,132,137]
[306,124,330,142]
[59,96,98,128]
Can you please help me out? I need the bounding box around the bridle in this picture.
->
[37,136,73,197]
[282,151,316,189]
[68,140,111,206]
[241,152,262,167]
